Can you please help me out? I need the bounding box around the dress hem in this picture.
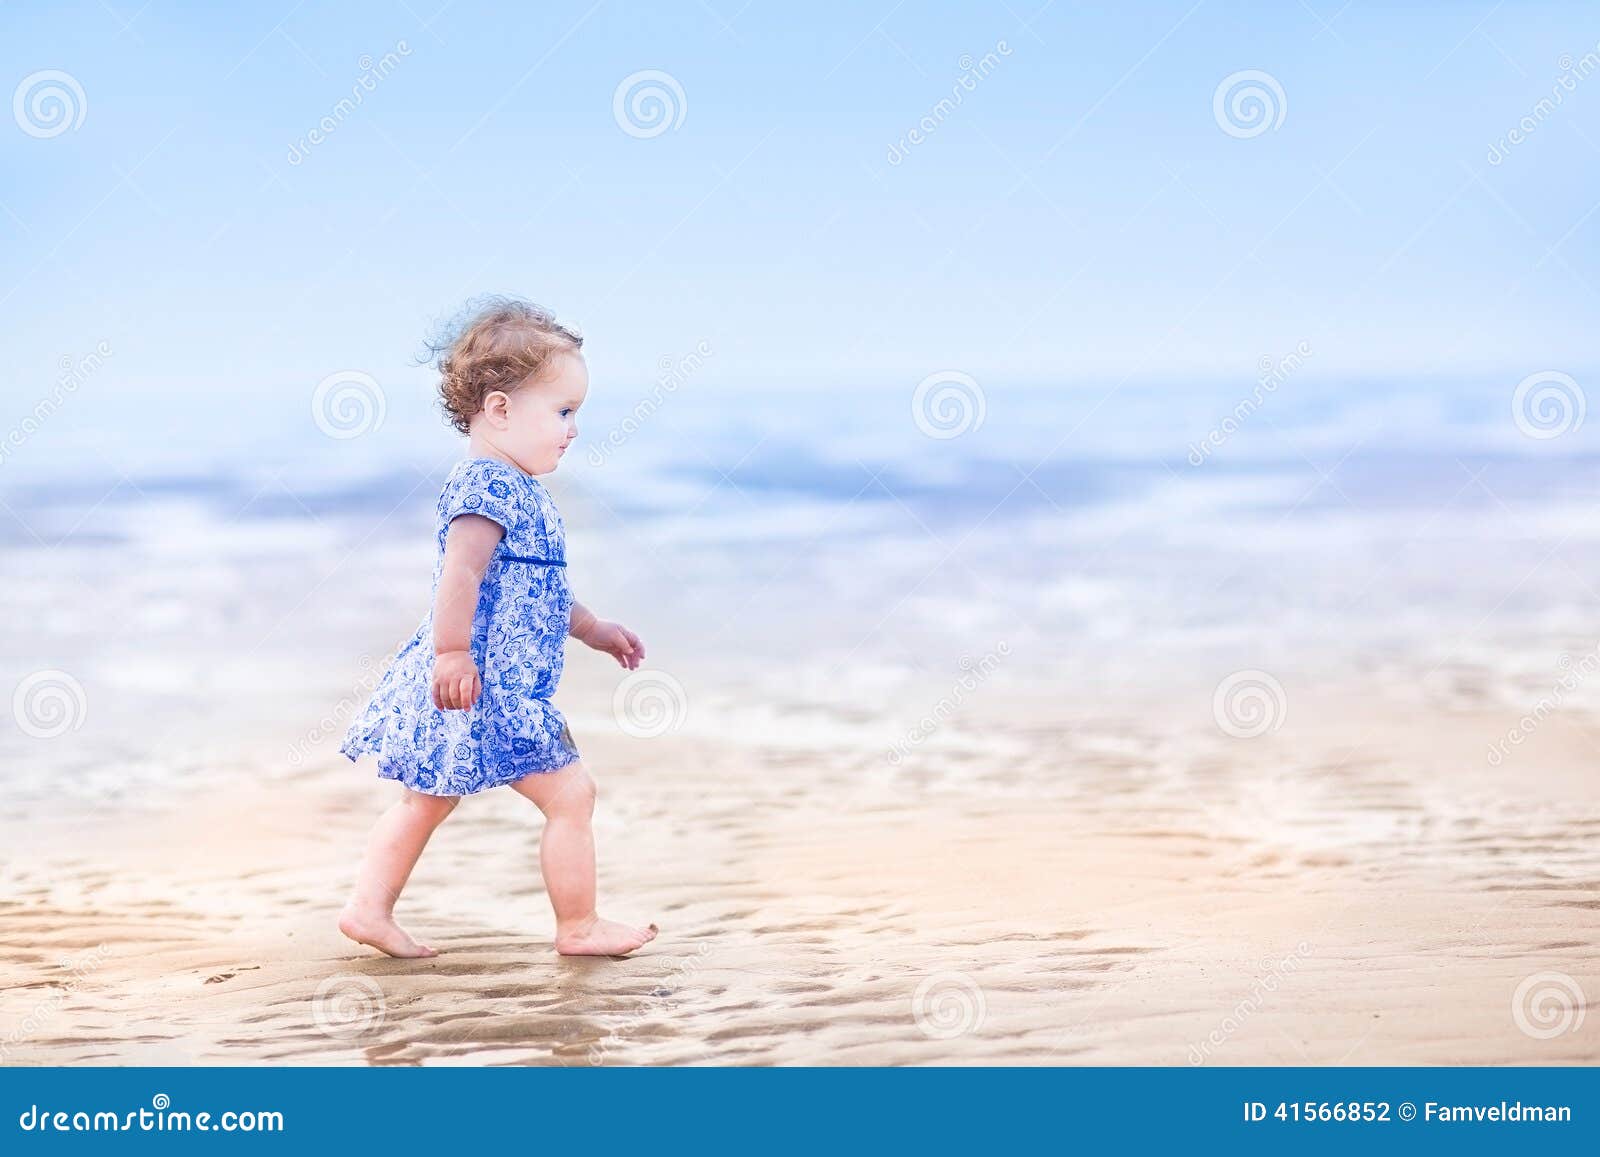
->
[349,742,582,797]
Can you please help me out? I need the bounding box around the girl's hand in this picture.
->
[585,620,645,670]
[431,650,482,710]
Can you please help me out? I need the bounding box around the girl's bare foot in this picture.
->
[338,904,439,958]
[555,914,659,956]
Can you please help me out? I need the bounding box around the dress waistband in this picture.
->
[497,553,567,567]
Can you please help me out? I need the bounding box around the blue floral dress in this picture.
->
[340,456,581,795]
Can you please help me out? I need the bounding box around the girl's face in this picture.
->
[476,350,588,475]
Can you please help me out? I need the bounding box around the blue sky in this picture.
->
[3,0,1597,439]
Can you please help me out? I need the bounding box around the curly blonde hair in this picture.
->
[424,297,584,435]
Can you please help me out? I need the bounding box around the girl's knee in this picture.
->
[549,767,597,818]
[402,789,459,824]
[508,761,596,817]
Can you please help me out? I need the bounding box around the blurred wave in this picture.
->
[3,375,1599,806]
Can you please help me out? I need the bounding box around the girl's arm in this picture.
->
[431,513,504,710]
[569,599,645,670]
[568,600,599,645]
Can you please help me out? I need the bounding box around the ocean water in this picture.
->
[4,373,1599,806]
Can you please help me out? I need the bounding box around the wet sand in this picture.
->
[2,666,1596,1066]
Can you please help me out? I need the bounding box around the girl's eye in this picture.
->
[559,408,573,417]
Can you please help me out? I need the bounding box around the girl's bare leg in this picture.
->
[509,761,657,956]
[339,787,460,958]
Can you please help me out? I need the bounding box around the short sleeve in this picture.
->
[440,460,522,537]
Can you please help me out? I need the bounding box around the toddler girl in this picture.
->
[338,297,658,958]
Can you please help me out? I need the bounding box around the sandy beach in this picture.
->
[3,391,1599,1068]
[3,651,1596,1065]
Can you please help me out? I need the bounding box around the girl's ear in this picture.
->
[481,390,511,428]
